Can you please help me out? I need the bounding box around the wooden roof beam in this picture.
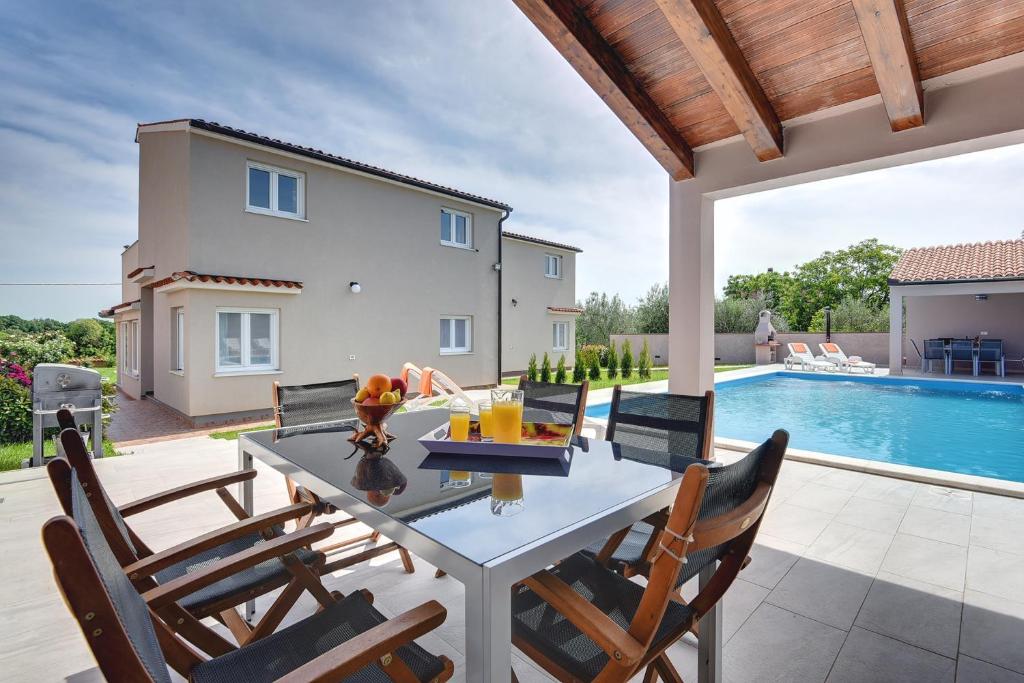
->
[852,0,924,131]
[655,0,783,162]
[512,0,695,179]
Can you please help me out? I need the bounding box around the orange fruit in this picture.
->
[366,374,392,398]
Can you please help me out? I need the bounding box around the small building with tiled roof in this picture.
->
[888,238,1024,376]
[103,119,582,421]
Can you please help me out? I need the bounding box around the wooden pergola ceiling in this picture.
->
[514,0,1024,179]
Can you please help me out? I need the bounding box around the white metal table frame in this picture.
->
[238,434,722,683]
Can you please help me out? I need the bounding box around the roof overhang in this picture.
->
[127,266,155,283]
[547,306,583,315]
[503,232,583,253]
[99,300,141,318]
[151,271,303,295]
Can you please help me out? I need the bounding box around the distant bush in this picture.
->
[579,344,608,368]
[555,355,567,384]
[66,319,107,357]
[0,377,32,443]
[588,353,601,381]
[572,354,586,383]
[714,295,790,334]
[527,353,538,382]
[620,340,634,379]
[0,359,31,388]
[638,339,652,380]
[0,331,76,371]
[808,298,889,333]
[540,352,552,383]
[606,341,619,380]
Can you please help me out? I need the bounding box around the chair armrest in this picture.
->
[118,469,258,517]
[275,601,448,683]
[143,523,334,609]
[124,502,312,579]
[524,570,645,666]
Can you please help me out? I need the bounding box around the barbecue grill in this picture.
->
[31,364,103,467]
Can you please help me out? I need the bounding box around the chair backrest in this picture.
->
[627,430,788,649]
[41,470,172,682]
[273,377,360,428]
[518,376,589,435]
[788,342,812,358]
[606,389,714,460]
[923,339,945,359]
[979,339,1004,361]
[55,427,146,566]
[950,339,974,360]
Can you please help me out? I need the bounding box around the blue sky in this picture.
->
[1,1,1023,321]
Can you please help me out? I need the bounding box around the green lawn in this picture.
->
[0,438,119,472]
[209,424,274,441]
[503,364,752,392]
[96,366,117,382]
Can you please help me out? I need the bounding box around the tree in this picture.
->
[723,270,792,308]
[66,318,106,357]
[714,294,789,333]
[606,341,619,379]
[572,352,586,382]
[555,355,567,383]
[540,352,552,382]
[588,353,601,381]
[575,292,634,347]
[634,283,669,334]
[527,353,538,381]
[637,339,652,379]
[809,298,889,333]
[620,340,634,379]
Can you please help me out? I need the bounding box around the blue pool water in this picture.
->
[586,373,1024,482]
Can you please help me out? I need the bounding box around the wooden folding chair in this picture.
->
[273,378,415,572]
[43,468,454,682]
[510,430,788,682]
[49,421,348,657]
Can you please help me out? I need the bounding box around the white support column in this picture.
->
[668,180,716,395]
[889,287,904,375]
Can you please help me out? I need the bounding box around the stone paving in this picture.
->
[2,434,1022,682]
[106,390,271,446]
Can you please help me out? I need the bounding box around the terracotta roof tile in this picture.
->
[548,306,584,314]
[126,265,154,278]
[98,299,140,317]
[889,239,1024,284]
[151,271,303,290]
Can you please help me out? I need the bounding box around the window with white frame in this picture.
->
[121,319,139,377]
[246,161,305,219]
[552,321,569,351]
[440,208,472,248]
[545,254,562,279]
[216,308,279,373]
[171,307,185,372]
[440,316,471,354]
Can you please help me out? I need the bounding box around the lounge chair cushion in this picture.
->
[511,553,695,680]
[191,591,446,683]
[154,526,319,612]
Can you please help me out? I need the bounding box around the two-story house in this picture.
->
[102,119,579,425]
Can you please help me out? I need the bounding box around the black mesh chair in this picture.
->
[922,338,948,374]
[518,376,589,436]
[511,430,789,682]
[42,470,454,683]
[978,339,1006,377]
[581,388,715,578]
[48,424,335,657]
[273,378,416,573]
[950,339,977,375]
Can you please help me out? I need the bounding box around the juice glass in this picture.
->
[490,474,524,516]
[478,400,494,440]
[449,400,471,442]
[490,389,524,444]
[448,470,471,488]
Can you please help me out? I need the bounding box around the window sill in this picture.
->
[545,275,563,280]
[169,370,185,377]
[439,351,473,356]
[245,208,308,222]
[553,348,569,353]
[440,241,475,251]
[214,369,283,377]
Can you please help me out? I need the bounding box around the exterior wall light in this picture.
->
[975,294,988,301]
[511,298,518,308]
[349,282,362,294]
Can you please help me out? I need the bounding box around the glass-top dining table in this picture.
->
[238,408,722,682]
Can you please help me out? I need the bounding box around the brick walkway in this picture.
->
[107,390,270,446]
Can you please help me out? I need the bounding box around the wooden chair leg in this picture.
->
[399,546,415,573]
[164,603,236,657]
[246,578,307,642]
[643,663,660,683]
[511,667,520,683]
[653,653,684,683]
[219,607,254,645]
[434,568,447,578]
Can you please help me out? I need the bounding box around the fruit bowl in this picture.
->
[349,398,406,446]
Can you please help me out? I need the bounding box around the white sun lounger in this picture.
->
[818,343,876,373]
[784,343,835,372]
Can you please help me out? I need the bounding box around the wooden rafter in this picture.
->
[512,0,695,179]
[851,0,924,131]
[654,0,783,162]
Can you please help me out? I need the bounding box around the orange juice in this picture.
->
[491,474,523,501]
[479,404,494,439]
[492,401,523,444]
[450,470,471,482]
[450,411,470,441]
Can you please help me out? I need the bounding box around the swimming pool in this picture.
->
[586,373,1024,483]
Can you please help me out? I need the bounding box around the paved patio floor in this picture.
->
[2,436,1022,682]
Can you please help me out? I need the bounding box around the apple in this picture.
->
[390,377,408,397]
[362,396,380,406]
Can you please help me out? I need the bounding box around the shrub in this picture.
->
[572,354,586,382]
[540,352,552,383]
[0,359,31,387]
[620,340,634,379]
[808,298,889,333]
[579,344,608,368]
[0,377,32,443]
[555,355,567,383]
[638,339,652,380]
[588,353,602,381]
[527,353,538,381]
[66,318,107,357]
[714,294,789,334]
[0,331,75,371]
[606,341,619,379]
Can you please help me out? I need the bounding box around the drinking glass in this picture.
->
[478,400,494,441]
[490,389,524,444]
[490,474,524,516]
[448,470,472,488]
[449,399,471,442]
